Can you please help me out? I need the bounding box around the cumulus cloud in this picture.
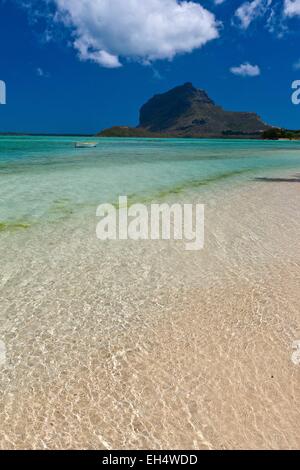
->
[234,0,272,29]
[284,0,300,16]
[50,0,219,68]
[230,62,261,76]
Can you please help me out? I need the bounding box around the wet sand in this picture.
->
[0,173,300,449]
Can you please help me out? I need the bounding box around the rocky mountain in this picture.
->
[99,83,270,138]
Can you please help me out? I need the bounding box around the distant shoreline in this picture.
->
[0,132,93,137]
[1,131,300,141]
[0,132,270,140]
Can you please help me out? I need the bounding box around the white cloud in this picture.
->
[51,0,219,68]
[230,62,261,76]
[265,4,287,36]
[284,0,300,16]
[234,0,272,29]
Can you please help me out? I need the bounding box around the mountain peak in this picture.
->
[139,83,214,132]
[182,82,194,89]
[137,83,269,136]
[99,83,270,138]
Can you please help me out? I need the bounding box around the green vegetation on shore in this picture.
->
[262,128,300,140]
[98,126,263,139]
[98,126,170,138]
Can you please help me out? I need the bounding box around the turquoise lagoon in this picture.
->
[1,136,300,230]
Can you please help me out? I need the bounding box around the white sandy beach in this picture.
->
[1,170,300,449]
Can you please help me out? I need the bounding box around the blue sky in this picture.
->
[0,0,300,133]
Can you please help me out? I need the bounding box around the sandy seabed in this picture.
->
[0,173,300,449]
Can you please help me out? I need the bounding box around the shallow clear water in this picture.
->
[1,136,300,228]
[1,137,300,450]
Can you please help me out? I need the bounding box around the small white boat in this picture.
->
[75,142,98,148]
